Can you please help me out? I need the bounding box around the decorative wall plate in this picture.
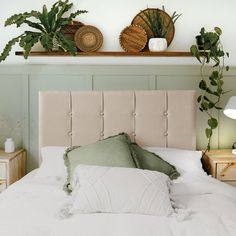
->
[74,25,103,52]
[131,8,175,46]
[119,25,147,52]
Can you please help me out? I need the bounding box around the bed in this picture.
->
[0,90,236,236]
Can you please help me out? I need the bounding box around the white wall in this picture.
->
[0,0,235,65]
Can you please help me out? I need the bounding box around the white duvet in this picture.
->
[0,171,236,236]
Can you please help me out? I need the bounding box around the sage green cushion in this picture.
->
[131,143,180,180]
[64,133,139,192]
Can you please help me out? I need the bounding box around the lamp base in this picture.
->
[232,149,236,155]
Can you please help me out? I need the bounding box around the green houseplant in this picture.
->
[190,27,229,151]
[140,6,181,51]
[0,0,87,62]
[142,6,181,39]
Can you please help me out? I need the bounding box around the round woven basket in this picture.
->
[62,21,84,41]
[119,25,147,52]
[74,25,103,52]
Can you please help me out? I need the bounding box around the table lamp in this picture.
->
[223,96,236,154]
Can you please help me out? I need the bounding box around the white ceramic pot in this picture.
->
[4,138,15,153]
[148,38,168,52]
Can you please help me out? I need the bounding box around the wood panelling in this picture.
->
[0,65,235,171]
[93,75,155,90]
[0,75,26,149]
[28,75,92,170]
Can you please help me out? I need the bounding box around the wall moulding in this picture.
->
[0,64,235,171]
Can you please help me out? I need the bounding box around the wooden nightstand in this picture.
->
[0,149,26,192]
[202,149,236,187]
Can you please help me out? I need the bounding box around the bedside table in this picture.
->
[202,149,236,187]
[0,149,26,192]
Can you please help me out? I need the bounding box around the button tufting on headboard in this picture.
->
[39,90,196,163]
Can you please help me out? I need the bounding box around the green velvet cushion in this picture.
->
[64,133,139,192]
[131,143,180,180]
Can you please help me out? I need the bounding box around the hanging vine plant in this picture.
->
[190,27,229,151]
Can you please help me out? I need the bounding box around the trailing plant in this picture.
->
[140,6,181,38]
[190,27,229,151]
[0,0,87,62]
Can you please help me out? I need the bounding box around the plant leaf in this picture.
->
[205,128,212,138]
[19,31,41,59]
[38,5,50,33]
[199,80,207,90]
[56,0,73,22]
[5,11,39,27]
[40,33,53,51]
[197,95,202,103]
[211,71,219,79]
[208,102,214,109]
[208,118,218,129]
[190,45,201,63]
[201,102,209,110]
[56,32,77,55]
[200,27,205,35]
[24,20,46,32]
[0,34,25,62]
[214,27,222,35]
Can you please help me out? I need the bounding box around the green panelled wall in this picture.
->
[0,65,235,171]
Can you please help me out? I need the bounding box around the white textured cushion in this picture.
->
[35,146,67,180]
[65,165,173,216]
[144,147,203,175]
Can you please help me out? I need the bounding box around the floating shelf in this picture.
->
[15,51,192,57]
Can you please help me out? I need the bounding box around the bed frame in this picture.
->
[39,90,196,162]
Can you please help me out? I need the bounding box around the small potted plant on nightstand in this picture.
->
[0,0,87,62]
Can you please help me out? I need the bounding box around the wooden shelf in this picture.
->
[15,51,192,57]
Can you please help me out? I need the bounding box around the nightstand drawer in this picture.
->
[0,149,26,188]
[217,163,236,181]
[0,163,6,179]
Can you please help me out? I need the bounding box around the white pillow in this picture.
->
[62,165,173,216]
[144,147,203,175]
[35,146,67,180]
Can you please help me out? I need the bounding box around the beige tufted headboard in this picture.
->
[39,90,196,161]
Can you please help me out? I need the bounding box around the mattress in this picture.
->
[0,170,236,236]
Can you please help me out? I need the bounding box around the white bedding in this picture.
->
[0,171,236,236]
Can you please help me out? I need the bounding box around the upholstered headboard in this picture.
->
[39,90,196,159]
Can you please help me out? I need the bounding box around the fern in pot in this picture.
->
[140,7,181,52]
[0,0,87,62]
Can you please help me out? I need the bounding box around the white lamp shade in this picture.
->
[224,96,236,119]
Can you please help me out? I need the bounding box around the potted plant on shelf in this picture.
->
[0,0,87,62]
[140,6,181,52]
[190,27,229,152]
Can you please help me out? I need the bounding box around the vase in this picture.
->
[148,38,167,52]
[4,138,15,153]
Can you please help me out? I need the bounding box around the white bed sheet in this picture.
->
[0,171,236,236]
